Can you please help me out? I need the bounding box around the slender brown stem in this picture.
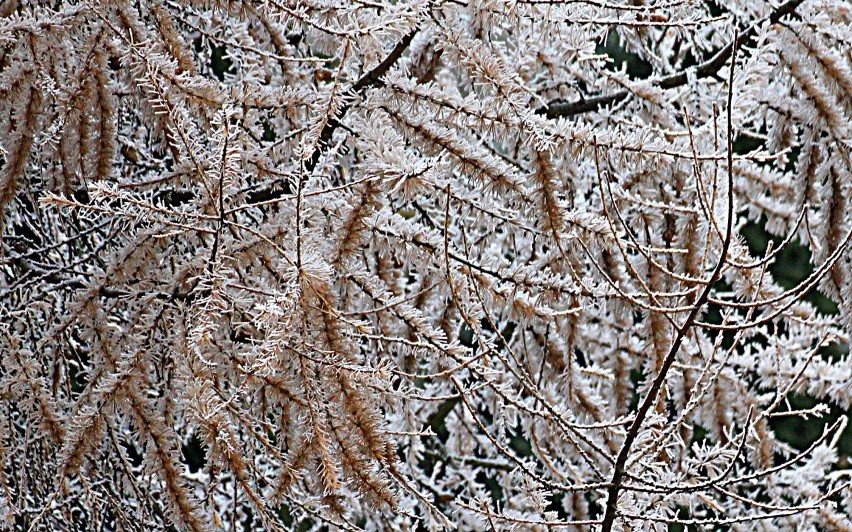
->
[599,34,739,532]
[246,27,420,205]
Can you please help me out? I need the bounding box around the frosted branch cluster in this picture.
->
[1,0,851,529]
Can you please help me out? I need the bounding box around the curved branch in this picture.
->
[539,0,807,119]
[599,35,740,531]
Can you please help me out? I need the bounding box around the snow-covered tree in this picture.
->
[1,0,851,529]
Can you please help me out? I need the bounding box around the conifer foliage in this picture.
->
[1,0,852,529]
